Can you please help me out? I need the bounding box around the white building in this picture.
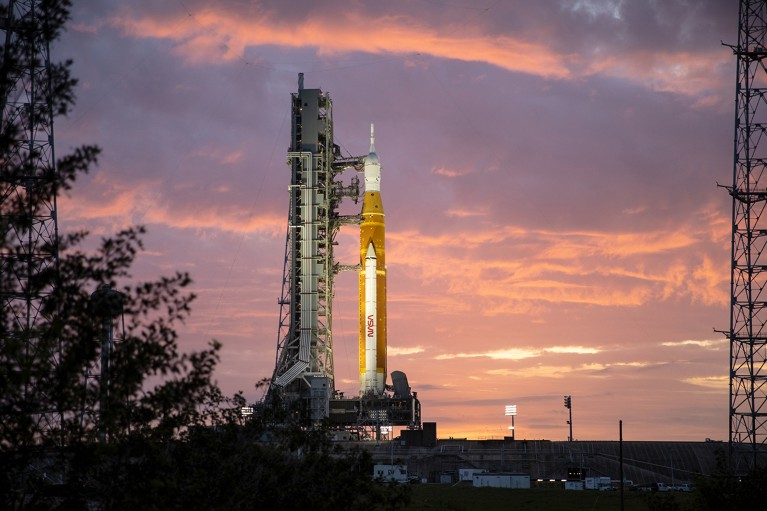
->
[373,464,408,483]
[459,468,487,481]
[585,477,612,490]
[472,473,530,489]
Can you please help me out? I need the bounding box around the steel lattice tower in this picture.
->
[0,1,61,433]
[729,0,767,470]
[269,74,360,422]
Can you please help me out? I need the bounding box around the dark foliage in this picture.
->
[645,492,682,511]
[693,450,767,511]
[76,421,410,511]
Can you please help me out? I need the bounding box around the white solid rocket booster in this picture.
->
[365,242,377,394]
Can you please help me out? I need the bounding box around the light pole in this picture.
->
[505,405,517,441]
[564,395,573,442]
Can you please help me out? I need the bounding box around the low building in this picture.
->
[472,473,530,489]
[585,476,612,490]
[459,468,486,481]
[373,464,408,483]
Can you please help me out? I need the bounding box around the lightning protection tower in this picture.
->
[269,74,360,423]
[0,1,62,437]
[728,0,767,470]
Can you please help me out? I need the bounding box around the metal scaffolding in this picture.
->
[728,0,767,470]
[0,0,62,437]
[269,74,360,421]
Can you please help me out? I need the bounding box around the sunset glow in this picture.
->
[58,0,734,441]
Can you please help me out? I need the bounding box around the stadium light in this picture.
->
[505,404,517,441]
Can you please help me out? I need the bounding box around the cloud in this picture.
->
[661,339,727,351]
[387,209,728,315]
[110,8,573,78]
[569,0,625,20]
[582,49,728,101]
[436,344,601,361]
[682,375,728,389]
[388,345,425,356]
[106,2,727,98]
[432,166,475,178]
[546,346,600,354]
[445,208,488,218]
[487,365,573,378]
[436,347,540,361]
[486,360,658,379]
[59,175,286,237]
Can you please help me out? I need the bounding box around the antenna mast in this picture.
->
[728,0,767,470]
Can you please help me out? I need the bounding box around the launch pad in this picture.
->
[260,74,423,438]
[328,371,421,440]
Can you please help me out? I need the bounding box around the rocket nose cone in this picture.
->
[366,242,376,258]
[366,152,380,165]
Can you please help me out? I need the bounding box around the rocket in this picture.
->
[359,124,387,396]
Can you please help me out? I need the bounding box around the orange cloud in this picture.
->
[485,360,659,379]
[445,208,488,218]
[146,206,284,236]
[661,339,727,351]
[487,365,573,378]
[387,209,727,314]
[111,8,572,78]
[436,347,540,361]
[546,345,600,354]
[436,344,601,361]
[106,5,727,99]
[682,375,728,389]
[388,346,425,356]
[60,174,285,236]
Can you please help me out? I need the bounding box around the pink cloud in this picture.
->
[60,175,285,237]
[386,208,727,314]
[111,9,573,78]
[105,5,728,99]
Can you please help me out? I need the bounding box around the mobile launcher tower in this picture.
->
[265,75,421,439]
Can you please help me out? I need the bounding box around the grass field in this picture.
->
[403,485,696,511]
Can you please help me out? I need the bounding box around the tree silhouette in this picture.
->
[0,2,232,508]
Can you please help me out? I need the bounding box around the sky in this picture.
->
[54,0,736,441]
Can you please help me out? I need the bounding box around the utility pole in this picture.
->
[620,420,624,511]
